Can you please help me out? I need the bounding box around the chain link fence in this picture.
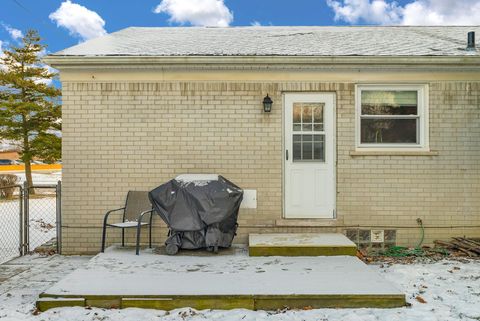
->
[0,182,61,264]
[25,184,60,255]
[0,185,23,264]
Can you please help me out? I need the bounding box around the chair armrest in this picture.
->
[137,209,154,226]
[103,207,126,225]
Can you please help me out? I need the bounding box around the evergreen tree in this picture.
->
[0,30,61,189]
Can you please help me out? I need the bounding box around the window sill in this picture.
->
[350,150,439,157]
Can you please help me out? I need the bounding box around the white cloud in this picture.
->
[251,21,261,26]
[32,65,56,86]
[0,39,55,85]
[0,40,5,71]
[3,25,23,40]
[32,49,57,86]
[49,0,107,41]
[402,0,480,25]
[153,0,233,27]
[327,0,401,24]
[327,0,480,25]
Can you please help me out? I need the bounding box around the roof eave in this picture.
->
[42,55,480,70]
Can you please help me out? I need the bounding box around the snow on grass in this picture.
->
[15,171,61,185]
[0,197,56,264]
[0,254,480,321]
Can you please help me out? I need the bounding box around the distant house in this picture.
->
[44,26,480,254]
[0,150,19,161]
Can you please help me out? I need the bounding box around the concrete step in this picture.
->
[248,233,357,256]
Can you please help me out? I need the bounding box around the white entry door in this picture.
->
[284,93,335,219]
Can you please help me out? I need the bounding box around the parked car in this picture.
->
[0,159,15,165]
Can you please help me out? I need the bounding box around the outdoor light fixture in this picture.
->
[263,94,273,113]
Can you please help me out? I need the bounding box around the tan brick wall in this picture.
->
[61,81,480,254]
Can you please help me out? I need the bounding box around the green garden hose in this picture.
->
[381,219,426,257]
[416,218,425,249]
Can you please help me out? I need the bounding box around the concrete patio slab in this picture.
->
[37,245,405,311]
[249,233,357,256]
[0,265,29,282]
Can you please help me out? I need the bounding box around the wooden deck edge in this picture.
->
[122,295,255,310]
[248,246,358,256]
[36,297,85,311]
[254,294,406,309]
[37,293,405,311]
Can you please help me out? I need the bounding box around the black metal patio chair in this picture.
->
[101,191,154,255]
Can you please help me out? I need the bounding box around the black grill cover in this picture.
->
[149,175,243,253]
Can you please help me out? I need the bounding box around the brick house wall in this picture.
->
[60,80,480,254]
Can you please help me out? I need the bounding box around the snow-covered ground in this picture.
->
[0,254,479,321]
[0,197,57,264]
[15,171,61,185]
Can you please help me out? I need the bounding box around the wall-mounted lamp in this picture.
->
[263,94,273,113]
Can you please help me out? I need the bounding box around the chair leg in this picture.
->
[121,228,125,247]
[149,215,153,249]
[136,223,142,255]
[101,224,107,253]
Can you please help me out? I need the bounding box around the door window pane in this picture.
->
[313,106,323,122]
[292,103,324,132]
[292,134,325,162]
[293,143,301,160]
[293,105,302,122]
[292,103,325,162]
[302,123,312,131]
[293,105,301,131]
[313,135,325,161]
[302,134,313,160]
[293,134,301,160]
[302,106,312,124]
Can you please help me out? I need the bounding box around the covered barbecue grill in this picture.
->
[149,174,243,255]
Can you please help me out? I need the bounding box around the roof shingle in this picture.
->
[53,26,480,57]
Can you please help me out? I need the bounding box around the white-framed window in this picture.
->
[355,84,429,151]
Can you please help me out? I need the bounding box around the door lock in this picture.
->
[286,150,289,160]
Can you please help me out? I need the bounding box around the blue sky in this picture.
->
[2,0,343,54]
[1,0,479,55]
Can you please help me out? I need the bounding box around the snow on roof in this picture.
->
[52,26,480,57]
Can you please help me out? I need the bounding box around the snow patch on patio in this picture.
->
[43,246,402,296]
